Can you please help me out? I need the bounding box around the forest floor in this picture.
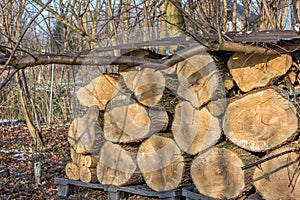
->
[0,123,154,200]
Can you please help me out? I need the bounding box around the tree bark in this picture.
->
[223,88,298,152]
[171,101,221,155]
[228,53,292,92]
[137,134,191,192]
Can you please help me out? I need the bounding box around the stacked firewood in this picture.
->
[65,49,300,199]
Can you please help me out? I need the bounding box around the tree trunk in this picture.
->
[253,143,300,199]
[96,141,143,186]
[191,145,255,199]
[171,101,221,155]
[68,106,104,154]
[65,162,80,181]
[80,166,98,183]
[76,74,121,110]
[137,134,191,192]
[227,53,292,92]
[223,88,298,152]
[175,54,221,108]
[104,94,168,143]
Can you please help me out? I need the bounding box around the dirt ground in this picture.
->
[0,124,155,200]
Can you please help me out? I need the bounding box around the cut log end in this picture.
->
[172,101,221,155]
[228,53,292,92]
[65,162,80,181]
[191,147,245,199]
[96,141,142,186]
[253,144,300,199]
[223,88,298,152]
[137,135,187,192]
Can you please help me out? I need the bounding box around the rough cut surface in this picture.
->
[104,95,168,143]
[68,106,102,154]
[137,135,186,192]
[172,101,221,155]
[122,68,165,107]
[175,54,220,108]
[96,141,141,186]
[65,162,80,181]
[76,74,121,110]
[228,53,292,92]
[253,143,300,200]
[191,147,246,199]
[223,88,298,152]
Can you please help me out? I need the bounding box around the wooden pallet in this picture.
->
[54,178,183,200]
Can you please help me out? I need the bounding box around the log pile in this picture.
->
[65,49,300,199]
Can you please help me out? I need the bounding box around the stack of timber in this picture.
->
[65,48,300,199]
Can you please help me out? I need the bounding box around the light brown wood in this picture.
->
[223,88,298,152]
[137,135,189,192]
[191,147,246,199]
[80,166,98,183]
[96,141,143,186]
[126,68,165,107]
[68,106,104,154]
[253,143,300,200]
[104,95,168,143]
[175,54,220,108]
[171,101,221,155]
[65,162,80,181]
[84,155,98,168]
[70,148,85,167]
[228,53,292,92]
[76,74,121,110]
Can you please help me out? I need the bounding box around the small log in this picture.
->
[104,95,168,143]
[96,141,143,186]
[70,148,85,167]
[175,54,221,108]
[137,134,190,192]
[80,166,98,183]
[253,143,300,199]
[191,146,254,199]
[84,155,98,168]
[171,101,221,155]
[228,53,292,92]
[76,74,121,110]
[121,68,165,107]
[68,106,104,154]
[65,162,80,181]
[223,88,298,152]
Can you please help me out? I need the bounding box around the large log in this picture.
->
[121,68,165,107]
[253,143,300,199]
[228,53,292,92]
[137,134,190,192]
[96,141,143,186]
[65,162,80,181]
[223,88,298,152]
[171,101,221,155]
[76,74,121,110]
[175,54,221,108]
[68,106,104,154]
[104,95,168,143]
[191,146,255,199]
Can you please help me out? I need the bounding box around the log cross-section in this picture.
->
[223,88,298,152]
